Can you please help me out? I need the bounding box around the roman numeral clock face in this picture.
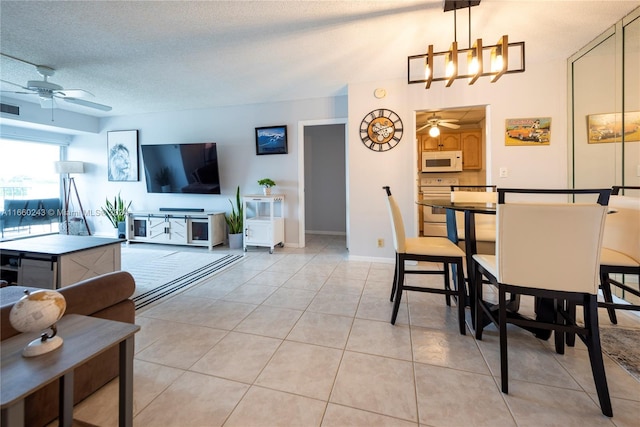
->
[360,109,403,152]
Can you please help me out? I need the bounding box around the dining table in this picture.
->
[416,198,553,338]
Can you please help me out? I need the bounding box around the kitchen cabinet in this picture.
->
[460,131,482,170]
[419,130,482,170]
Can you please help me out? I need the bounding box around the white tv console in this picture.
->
[126,210,226,250]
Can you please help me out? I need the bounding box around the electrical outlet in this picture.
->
[499,167,508,178]
[377,238,384,248]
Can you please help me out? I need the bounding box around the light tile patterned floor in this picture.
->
[63,235,639,427]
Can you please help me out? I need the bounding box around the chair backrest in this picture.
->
[451,186,497,234]
[602,194,640,263]
[383,186,406,253]
[496,202,608,293]
[495,188,611,293]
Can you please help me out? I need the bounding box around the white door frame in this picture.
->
[297,118,349,248]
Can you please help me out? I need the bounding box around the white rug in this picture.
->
[121,247,243,311]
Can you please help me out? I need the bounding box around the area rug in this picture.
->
[121,247,243,311]
[599,327,640,381]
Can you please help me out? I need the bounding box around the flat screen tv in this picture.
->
[141,143,221,194]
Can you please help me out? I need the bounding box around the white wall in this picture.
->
[347,58,569,261]
[3,58,570,260]
[68,97,347,241]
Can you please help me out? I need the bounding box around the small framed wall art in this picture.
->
[587,111,640,143]
[505,117,551,146]
[107,130,139,181]
[255,125,288,155]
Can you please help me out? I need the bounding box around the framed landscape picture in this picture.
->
[255,125,288,155]
[587,111,640,144]
[107,130,139,181]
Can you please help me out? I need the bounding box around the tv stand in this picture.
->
[126,211,225,250]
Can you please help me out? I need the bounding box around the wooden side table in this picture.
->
[1,314,140,427]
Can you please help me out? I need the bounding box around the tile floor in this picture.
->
[65,235,639,427]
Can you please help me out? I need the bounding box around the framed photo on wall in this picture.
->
[107,130,139,181]
[255,125,288,155]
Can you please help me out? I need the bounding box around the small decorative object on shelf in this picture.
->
[9,289,67,357]
[257,178,276,195]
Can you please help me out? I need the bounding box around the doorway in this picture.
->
[297,119,348,249]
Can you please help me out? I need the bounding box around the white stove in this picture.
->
[419,176,459,237]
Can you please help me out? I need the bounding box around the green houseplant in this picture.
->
[258,178,276,195]
[101,192,131,238]
[225,186,243,249]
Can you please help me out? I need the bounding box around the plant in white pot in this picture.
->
[101,192,131,238]
[258,178,276,195]
[225,186,244,249]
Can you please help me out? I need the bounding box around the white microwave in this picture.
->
[421,150,463,172]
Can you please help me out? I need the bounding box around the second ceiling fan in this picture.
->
[417,113,460,135]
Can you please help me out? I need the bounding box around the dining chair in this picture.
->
[449,185,497,254]
[598,185,640,323]
[472,187,613,417]
[383,186,467,334]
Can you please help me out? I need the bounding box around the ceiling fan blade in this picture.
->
[417,123,431,132]
[439,118,459,123]
[0,79,31,91]
[62,97,112,111]
[57,89,95,98]
[439,122,460,129]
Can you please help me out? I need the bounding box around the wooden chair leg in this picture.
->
[390,255,405,325]
[455,260,466,335]
[499,286,509,393]
[583,294,613,417]
[474,266,484,340]
[554,298,565,355]
[390,253,399,302]
[599,271,618,324]
[566,301,577,347]
[444,263,451,306]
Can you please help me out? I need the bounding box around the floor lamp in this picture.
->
[55,161,91,236]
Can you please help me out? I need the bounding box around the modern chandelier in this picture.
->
[407,0,525,89]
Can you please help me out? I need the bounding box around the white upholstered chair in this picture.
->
[449,185,497,254]
[599,186,640,322]
[472,188,613,417]
[383,186,467,334]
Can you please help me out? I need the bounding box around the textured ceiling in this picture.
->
[0,1,638,118]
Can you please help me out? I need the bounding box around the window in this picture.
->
[1,138,61,238]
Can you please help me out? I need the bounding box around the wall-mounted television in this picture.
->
[141,143,221,194]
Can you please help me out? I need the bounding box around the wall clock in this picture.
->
[359,109,403,152]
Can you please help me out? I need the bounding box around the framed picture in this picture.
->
[255,125,288,155]
[505,117,551,146]
[107,130,139,181]
[587,111,640,144]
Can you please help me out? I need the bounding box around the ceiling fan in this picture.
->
[417,113,460,132]
[1,64,112,111]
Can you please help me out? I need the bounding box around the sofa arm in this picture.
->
[60,271,135,317]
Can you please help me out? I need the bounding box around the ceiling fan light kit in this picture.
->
[408,0,525,89]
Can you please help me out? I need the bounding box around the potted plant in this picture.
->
[155,166,172,192]
[258,178,276,195]
[101,192,131,238]
[225,186,243,249]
